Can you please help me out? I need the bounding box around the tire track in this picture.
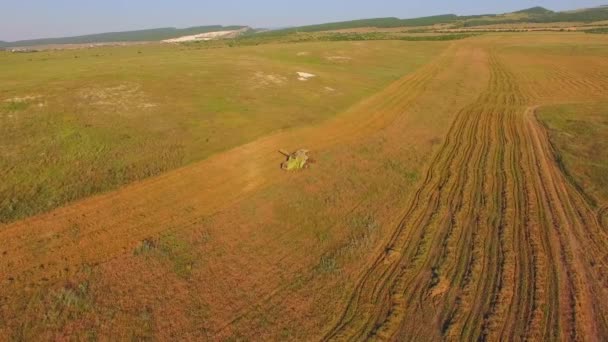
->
[324,47,608,341]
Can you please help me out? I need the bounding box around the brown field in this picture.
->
[1,32,608,340]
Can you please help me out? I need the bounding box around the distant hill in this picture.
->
[264,14,459,34]
[514,6,554,15]
[267,5,608,33]
[4,4,608,49]
[464,6,608,27]
[0,25,247,48]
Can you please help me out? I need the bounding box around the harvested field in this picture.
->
[0,40,442,223]
[1,32,608,340]
[325,35,608,340]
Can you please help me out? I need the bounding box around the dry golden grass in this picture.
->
[1,33,608,340]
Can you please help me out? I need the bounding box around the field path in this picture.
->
[324,50,608,341]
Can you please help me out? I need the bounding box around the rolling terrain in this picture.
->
[1,30,608,341]
[3,5,608,50]
[264,6,608,34]
[0,25,248,48]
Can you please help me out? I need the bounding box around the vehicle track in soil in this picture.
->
[324,49,608,341]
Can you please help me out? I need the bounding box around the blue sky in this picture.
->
[1,0,606,41]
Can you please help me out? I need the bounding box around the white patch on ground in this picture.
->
[297,72,316,81]
[2,95,46,112]
[296,51,310,56]
[80,84,140,106]
[324,86,336,92]
[163,29,247,43]
[78,83,157,112]
[254,72,287,87]
[326,56,352,62]
[3,95,42,103]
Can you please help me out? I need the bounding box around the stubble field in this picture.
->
[1,32,607,340]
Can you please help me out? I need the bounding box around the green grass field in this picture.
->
[0,40,445,223]
[538,102,608,206]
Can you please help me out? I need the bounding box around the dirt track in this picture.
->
[2,35,608,340]
[324,47,608,340]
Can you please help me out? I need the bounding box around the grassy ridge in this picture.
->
[269,6,608,32]
[463,7,608,27]
[264,15,459,34]
[538,103,608,206]
[0,25,246,48]
[586,28,608,34]
[189,31,476,49]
